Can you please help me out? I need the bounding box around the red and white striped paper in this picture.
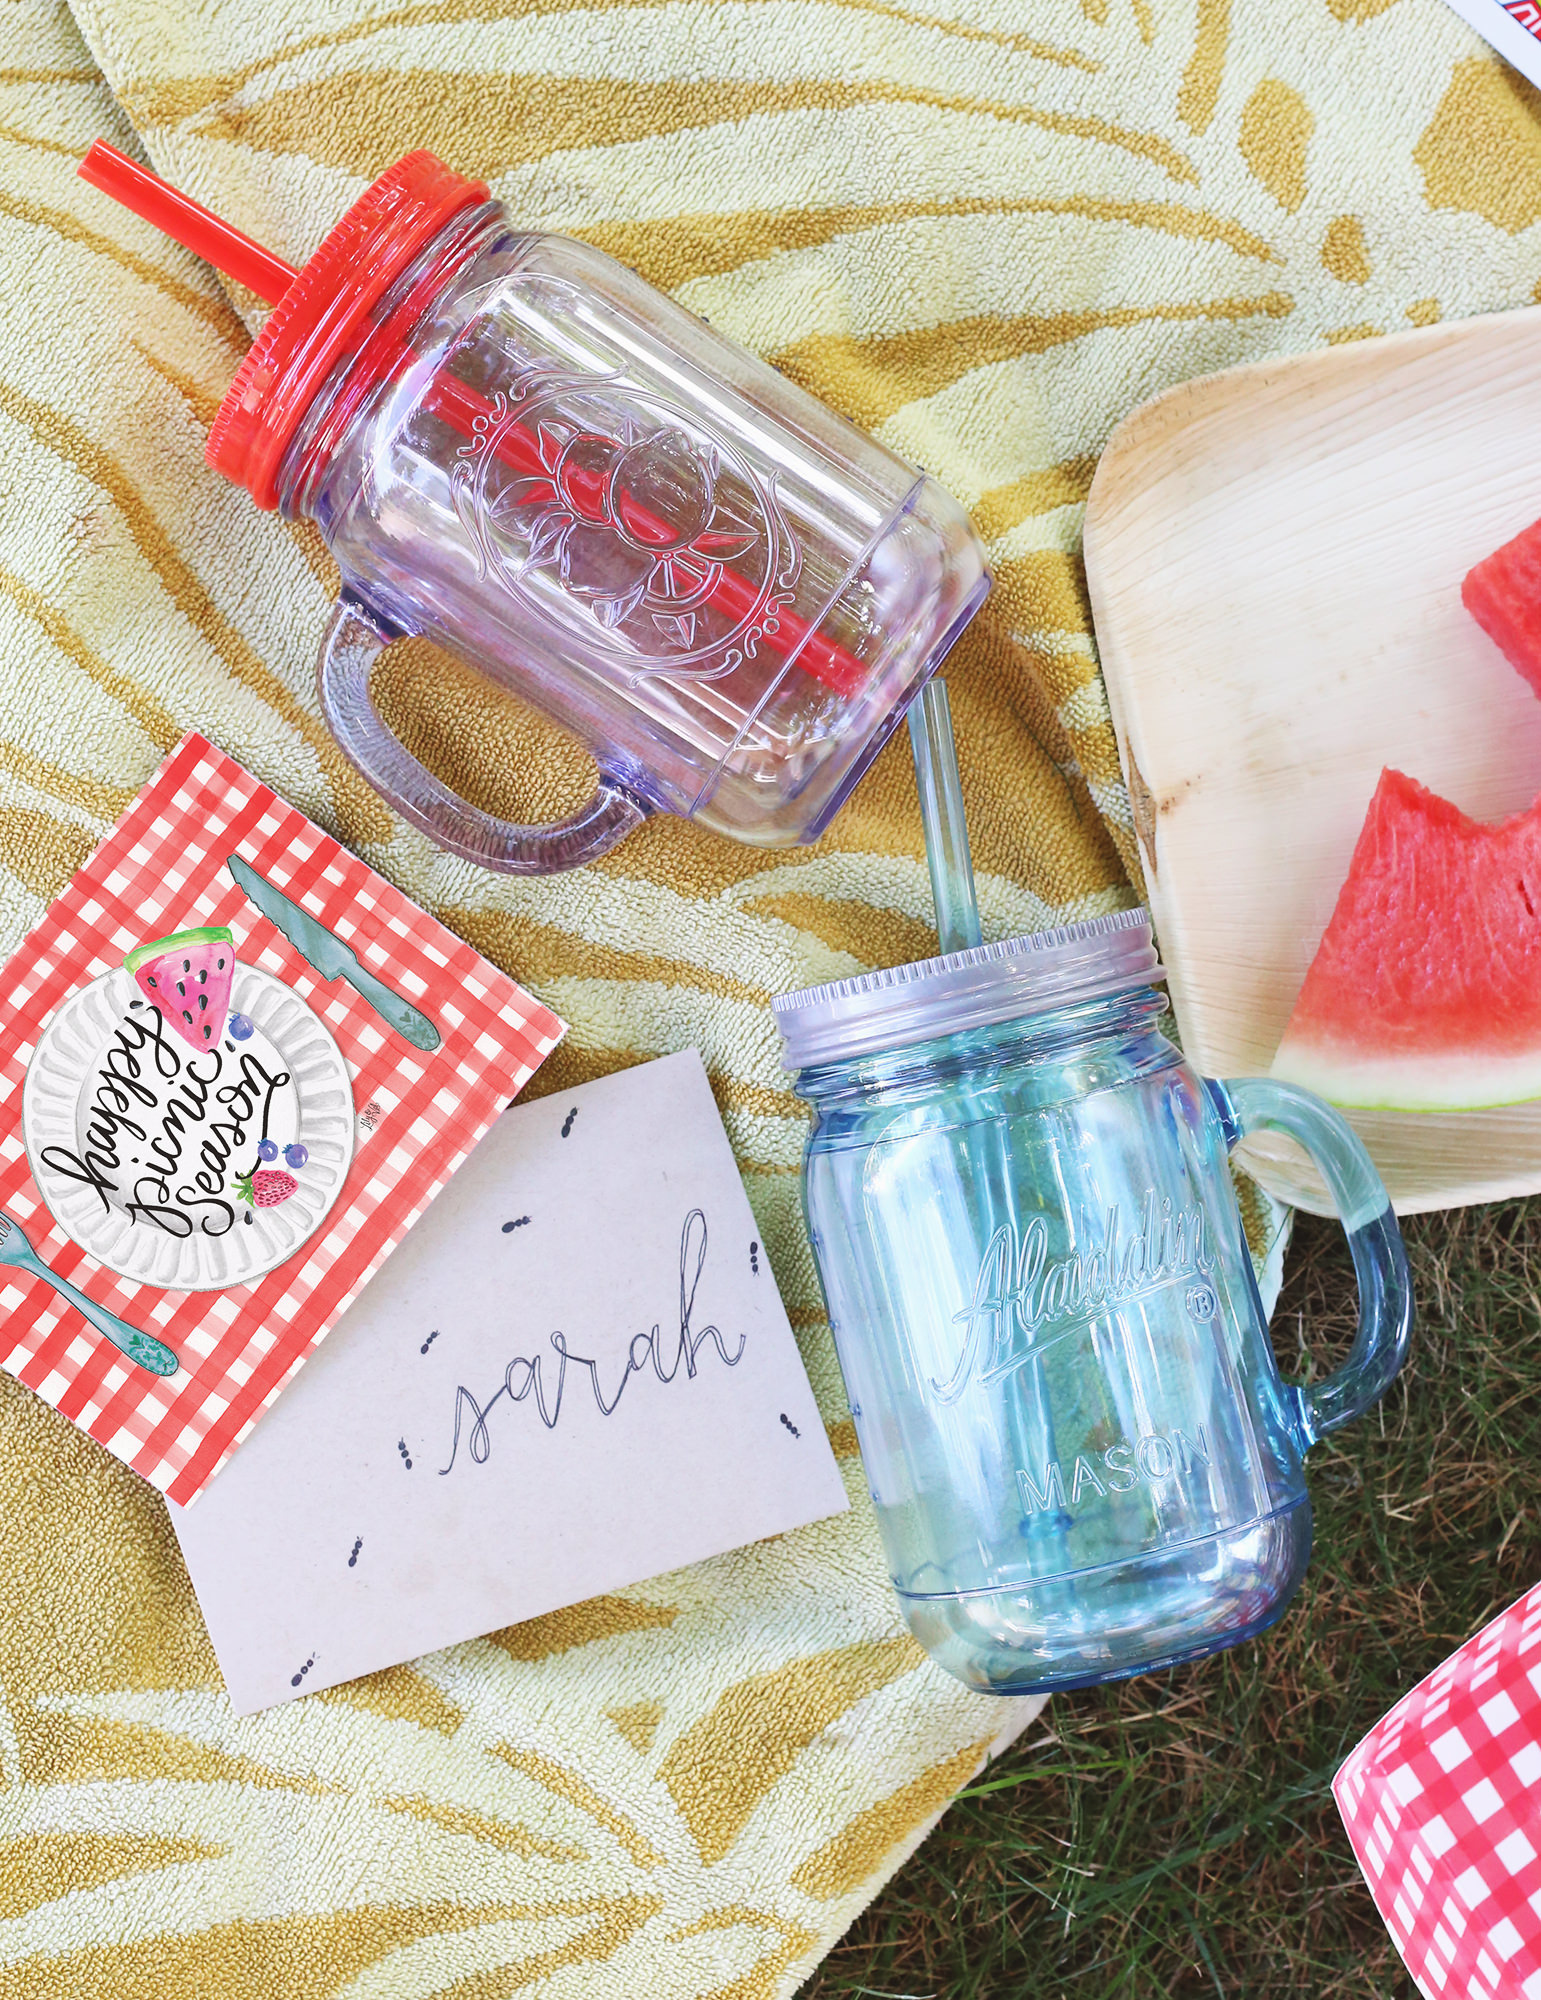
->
[1336,1582,1541,1999]
[0,734,563,1503]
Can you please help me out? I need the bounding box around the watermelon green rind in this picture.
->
[1268,1046,1541,1114]
[125,926,233,974]
[1271,768,1541,1112]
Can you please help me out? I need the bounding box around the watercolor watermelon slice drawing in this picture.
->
[1272,769,1541,1112]
[126,926,235,1054]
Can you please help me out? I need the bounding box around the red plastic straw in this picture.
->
[79,140,297,306]
[78,140,868,695]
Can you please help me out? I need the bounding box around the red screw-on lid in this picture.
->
[206,151,489,510]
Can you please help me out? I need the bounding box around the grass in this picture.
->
[804,1198,1541,1998]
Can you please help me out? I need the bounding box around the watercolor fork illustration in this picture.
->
[0,1214,179,1377]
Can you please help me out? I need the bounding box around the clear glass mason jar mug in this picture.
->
[203,153,990,872]
[772,912,1414,1695]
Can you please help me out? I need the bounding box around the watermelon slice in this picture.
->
[126,926,235,1055]
[1271,769,1541,1111]
[1463,516,1541,699]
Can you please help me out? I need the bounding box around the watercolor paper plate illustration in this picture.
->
[22,926,355,1292]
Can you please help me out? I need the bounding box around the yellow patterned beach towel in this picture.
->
[1,0,1537,1990]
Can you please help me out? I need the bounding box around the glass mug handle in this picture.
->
[316,595,653,873]
[1206,1077,1413,1448]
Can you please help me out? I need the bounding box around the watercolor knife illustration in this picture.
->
[0,1214,179,1376]
[226,855,441,1053]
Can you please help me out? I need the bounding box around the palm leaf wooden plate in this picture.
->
[1084,304,1541,1217]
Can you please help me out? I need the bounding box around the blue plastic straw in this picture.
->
[909,678,983,956]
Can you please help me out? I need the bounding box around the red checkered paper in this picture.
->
[1336,1583,1541,2000]
[0,734,563,1504]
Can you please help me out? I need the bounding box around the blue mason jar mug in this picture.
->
[772,910,1413,1695]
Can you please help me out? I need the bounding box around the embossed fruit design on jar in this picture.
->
[79,142,991,874]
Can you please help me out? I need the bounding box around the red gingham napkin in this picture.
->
[1336,1583,1541,1999]
[0,734,563,1503]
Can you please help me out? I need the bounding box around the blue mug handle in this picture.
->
[1206,1077,1414,1447]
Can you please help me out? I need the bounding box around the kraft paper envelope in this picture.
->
[171,1048,848,1713]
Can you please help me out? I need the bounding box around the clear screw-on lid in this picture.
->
[770,907,1165,1069]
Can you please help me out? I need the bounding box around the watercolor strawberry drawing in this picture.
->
[235,1168,298,1209]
